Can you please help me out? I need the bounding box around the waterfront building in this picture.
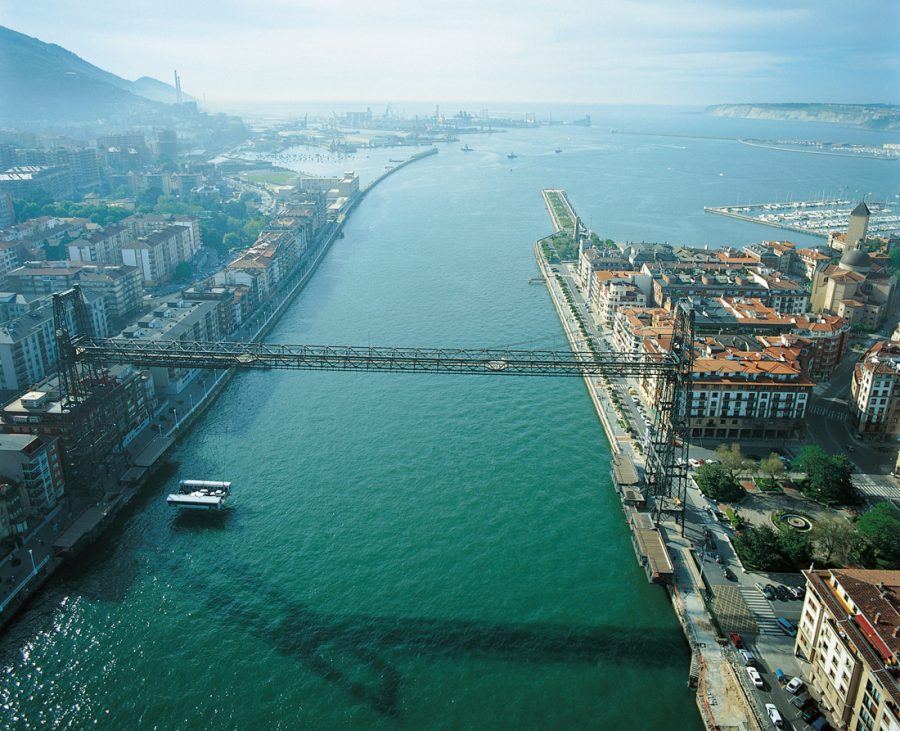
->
[0,166,73,201]
[589,270,649,328]
[576,246,633,300]
[66,224,132,265]
[1,366,156,493]
[4,262,142,324]
[0,480,28,543]
[640,333,812,440]
[120,225,195,285]
[278,194,327,236]
[118,299,220,396]
[849,340,900,437]
[794,569,899,731]
[0,433,65,516]
[612,307,672,353]
[214,230,299,307]
[810,246,896,330]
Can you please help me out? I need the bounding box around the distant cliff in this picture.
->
[706,103,900,131]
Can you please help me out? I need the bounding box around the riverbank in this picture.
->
[533,197,759,730]
[0,148,440,633]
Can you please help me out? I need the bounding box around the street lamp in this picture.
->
[28,548,36,576]
[172,408,178,426]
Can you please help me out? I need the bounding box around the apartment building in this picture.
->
[119,299,220,396]
[0,480,27,543]
[752,272,811,315]
[0,432,65,516]
[589,270,649,327]
[67,224,132,264]
[795,569,899,731]
[651,271,770,310]
[4,262,142,323]
[0,292,108,394]
[121,225,194,285]
[214,230,299,306]
[639,333,812,440]
[0,165,73,201]
[612,307,673,353]
[850,341,900,437]
[1,367,156,491]
[120,214,201,258]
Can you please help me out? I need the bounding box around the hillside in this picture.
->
[0,25,189,124]
[706,103,900,131]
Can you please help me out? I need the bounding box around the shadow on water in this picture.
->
[175,560,689,719]
[169,509,233,532]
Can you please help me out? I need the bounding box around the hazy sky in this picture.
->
[3,0,898,106]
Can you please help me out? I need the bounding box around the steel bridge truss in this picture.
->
[54,287,694,528]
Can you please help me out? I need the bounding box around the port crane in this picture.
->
[52,287,694,527]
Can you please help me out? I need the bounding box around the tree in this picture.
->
[694,463,744,502]
[792,446,857,505]
[173,261,193,281]
[733,526,790,571]
[791,445,829,474]
[733,525,812,572]
[716,443,754,480]
[857,502,900,568]
[759,453,785,487]
[222,232,241,249]
[806,455,856,505]
[778,529,813,569]
[811,516,858,565]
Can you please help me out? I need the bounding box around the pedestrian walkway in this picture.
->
[738,586,781,635]
[853,473,900,500]
[808,404,846,420]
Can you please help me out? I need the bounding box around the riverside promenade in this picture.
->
[0,148,440,632]
[534,191,758,731]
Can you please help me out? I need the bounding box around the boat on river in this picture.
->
[507,152,518,159]
[167,480,232,510]
[461,144,473,152]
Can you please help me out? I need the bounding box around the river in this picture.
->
[0,108,896,729]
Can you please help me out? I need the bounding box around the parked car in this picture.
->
[775,585,792,601]
[765,703,784,728]
[791,693,814,710]
[739,649,755,666]
[704,458,719,464]
[723,566,737,581]
[759,583,777,600]
[729,632,743,648]
[776,617,797,637]
[785,677,805,695]
[746,666,763,688]
[801,705,822,723]
[688,458,704,468]
[790,586,805,600]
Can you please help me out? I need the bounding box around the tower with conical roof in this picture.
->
[847,201,870,249]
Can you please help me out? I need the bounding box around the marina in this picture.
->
[705,198,900,239]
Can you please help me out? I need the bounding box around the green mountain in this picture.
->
[706,103,900,131]
[0,25,191,124]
